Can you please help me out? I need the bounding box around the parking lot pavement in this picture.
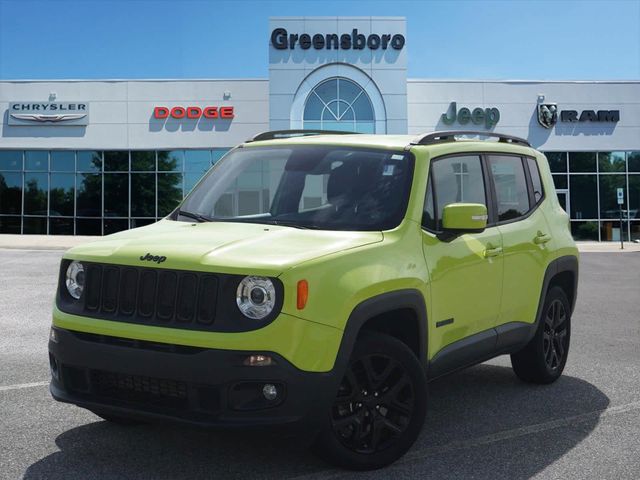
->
[1,249,639,480]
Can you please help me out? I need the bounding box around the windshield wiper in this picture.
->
[177,210,213,223]
[264,220,321,229]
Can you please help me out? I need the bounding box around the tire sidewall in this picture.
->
[538,286,572,379]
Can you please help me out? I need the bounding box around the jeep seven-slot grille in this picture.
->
[82,264,218,328]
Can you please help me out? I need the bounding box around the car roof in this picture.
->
[242,133,538,157]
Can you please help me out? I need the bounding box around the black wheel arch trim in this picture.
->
[332,289,428,379]
[533,255,579,332]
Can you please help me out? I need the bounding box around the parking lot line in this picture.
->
[291,399,640,479]
[0,381,49,392]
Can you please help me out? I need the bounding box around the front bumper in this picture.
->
[48,327,340,431]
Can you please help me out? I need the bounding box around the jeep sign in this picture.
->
[441,102,500,128]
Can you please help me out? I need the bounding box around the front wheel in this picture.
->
[511,286,571,384]
[313,333,427,470]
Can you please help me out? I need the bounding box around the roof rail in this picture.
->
[247,129,359,142]
[409,130,531,147]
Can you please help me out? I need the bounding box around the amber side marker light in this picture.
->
[297,280,308,310]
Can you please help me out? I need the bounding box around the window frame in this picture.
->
[422,151,546,233]
[487,153,545,226]
[422,152,495,233]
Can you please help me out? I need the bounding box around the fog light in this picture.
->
[262,383,278,401]
[244,354,275,367]
[49,327,58,343]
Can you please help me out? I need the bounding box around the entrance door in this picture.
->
[556,190,569,214]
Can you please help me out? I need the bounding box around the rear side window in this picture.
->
[424,155,486,230]
[527,157,544,204]
[489,155,530,221]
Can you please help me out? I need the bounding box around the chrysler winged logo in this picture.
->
[8,102,90,126]
[537,103,558,129]
[10,113,87,123]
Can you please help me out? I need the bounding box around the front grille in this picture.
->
[91,370,188,408]
[82,264,219,329]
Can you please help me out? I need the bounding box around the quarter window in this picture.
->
[527,157,544,204]
[489,155,530,221]
[425,155,486,230]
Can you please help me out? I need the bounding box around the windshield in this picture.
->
[176,145,414,231]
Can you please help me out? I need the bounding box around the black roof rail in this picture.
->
[409,130,531,148]
[247,129,359,142]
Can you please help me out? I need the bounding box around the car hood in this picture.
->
[65,219,383,276]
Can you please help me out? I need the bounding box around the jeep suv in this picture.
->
[49,130,578,470]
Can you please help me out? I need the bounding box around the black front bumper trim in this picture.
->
[48,327,339,431]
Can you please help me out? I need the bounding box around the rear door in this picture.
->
[488,154,554,333]
[422,154,504,360]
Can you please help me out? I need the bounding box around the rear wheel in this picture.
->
[313,333,427,470]
[511,286,571,384]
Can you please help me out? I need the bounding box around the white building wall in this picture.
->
[0,79,269,149]
[407,80,640,151]
[269,17,408,133]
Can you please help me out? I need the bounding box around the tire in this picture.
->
[313,332,427,470]
[91,410,146,426]
[511,286,571,384]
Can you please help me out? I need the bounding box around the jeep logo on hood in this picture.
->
[140,253,167,264]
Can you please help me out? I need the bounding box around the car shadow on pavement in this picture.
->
[23,364,609,480]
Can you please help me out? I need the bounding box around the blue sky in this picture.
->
[0,0,638,80]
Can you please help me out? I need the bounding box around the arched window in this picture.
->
[303,78,375,133]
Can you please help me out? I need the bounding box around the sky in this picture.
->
[0,0,638,81]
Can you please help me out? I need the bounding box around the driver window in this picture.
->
[428,155,487,230]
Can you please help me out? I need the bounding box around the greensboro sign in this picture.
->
[271,28,405,51]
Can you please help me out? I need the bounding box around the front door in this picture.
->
[422,154,504,360]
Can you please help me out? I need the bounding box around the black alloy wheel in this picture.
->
[331,353,414,454]
[543,298,569,371]
[313,333,427,470]
[511,286,572,384]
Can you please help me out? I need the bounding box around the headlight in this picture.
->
[236,276,276,320]
[65,261,85,300]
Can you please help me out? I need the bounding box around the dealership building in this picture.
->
[1,16,639,241]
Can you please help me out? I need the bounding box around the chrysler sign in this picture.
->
[8,102,89,126]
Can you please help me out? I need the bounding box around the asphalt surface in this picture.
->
[1,250,639,480]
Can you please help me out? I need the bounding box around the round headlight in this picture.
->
[236,276,276,320]
[65,261,85,300]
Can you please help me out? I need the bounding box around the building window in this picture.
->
[0,148,229,235]
[303,77,375,133]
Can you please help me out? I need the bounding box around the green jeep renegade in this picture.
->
[49,130,579,470]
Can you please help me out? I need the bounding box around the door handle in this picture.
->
[484,246,503,258]
[534,232,552,244]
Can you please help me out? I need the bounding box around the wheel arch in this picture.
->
[332,290,428,378]
[536,255,579,326]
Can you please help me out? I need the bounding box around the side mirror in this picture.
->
[442,203,488,233]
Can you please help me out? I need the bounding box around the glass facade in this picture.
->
[545,151,640,242]
[0,149,228,235]
[1,147,639,240]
